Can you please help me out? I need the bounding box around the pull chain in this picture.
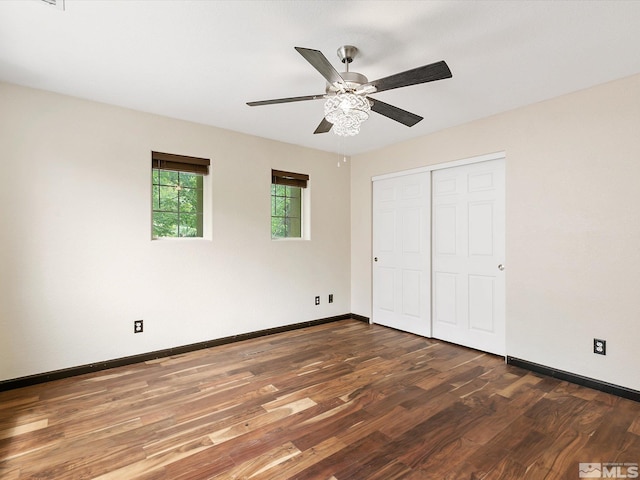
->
[337,136,346,167]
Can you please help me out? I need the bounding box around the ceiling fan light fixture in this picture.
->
[247,45,452,136]
[324,93,370,137]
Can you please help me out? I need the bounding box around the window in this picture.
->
[152,151,210,238]
[271,169,309,239]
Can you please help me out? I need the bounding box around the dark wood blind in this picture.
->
[272,169,309,188]
[152,151,210,175]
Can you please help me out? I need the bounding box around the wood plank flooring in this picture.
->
[1,319,639,479]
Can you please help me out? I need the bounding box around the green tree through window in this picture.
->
[271,184,302,238]
[152,169,204,237]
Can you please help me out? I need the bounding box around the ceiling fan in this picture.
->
[247,45,452,137]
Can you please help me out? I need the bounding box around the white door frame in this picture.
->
[372,151,506,182]
[371,151,506,339]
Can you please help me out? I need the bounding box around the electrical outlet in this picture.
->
[315,296,320,306]
[593,338,606,355]
[134,320,143,333]
[328,294,333,303]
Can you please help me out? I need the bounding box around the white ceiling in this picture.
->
[1,0,639,156]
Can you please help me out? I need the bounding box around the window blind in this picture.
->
[152,151,210,175]
[271,169,309,188]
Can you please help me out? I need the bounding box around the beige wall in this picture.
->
[3,73,640,393]
[0,82,351,382]
[351,73,640,391]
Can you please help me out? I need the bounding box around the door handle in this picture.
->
[498,264,505,271]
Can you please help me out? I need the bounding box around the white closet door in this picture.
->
[432,159,505,355]
[372,172,431,337]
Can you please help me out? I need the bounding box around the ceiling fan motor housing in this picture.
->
[326,71,369,93]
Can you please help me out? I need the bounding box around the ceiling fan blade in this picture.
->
[313,117,333,134]
[370,98,423,127]
[246,94,325,107]
[365,60,452,94]
[295,47,345,86]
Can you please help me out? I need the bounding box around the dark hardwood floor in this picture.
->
[1,319,639,479]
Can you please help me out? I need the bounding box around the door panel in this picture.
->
[402,209,421,253]
[373,173,431,337]
[468,202,494,255]
[468,275,495,332]
[402,269,422,317]
[378,211,396,252]
[434,205,457,254]
[378,267,395,312]
[431,159,505,355]
[434,272,457,325]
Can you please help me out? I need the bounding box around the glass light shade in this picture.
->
[324,93,370,137]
